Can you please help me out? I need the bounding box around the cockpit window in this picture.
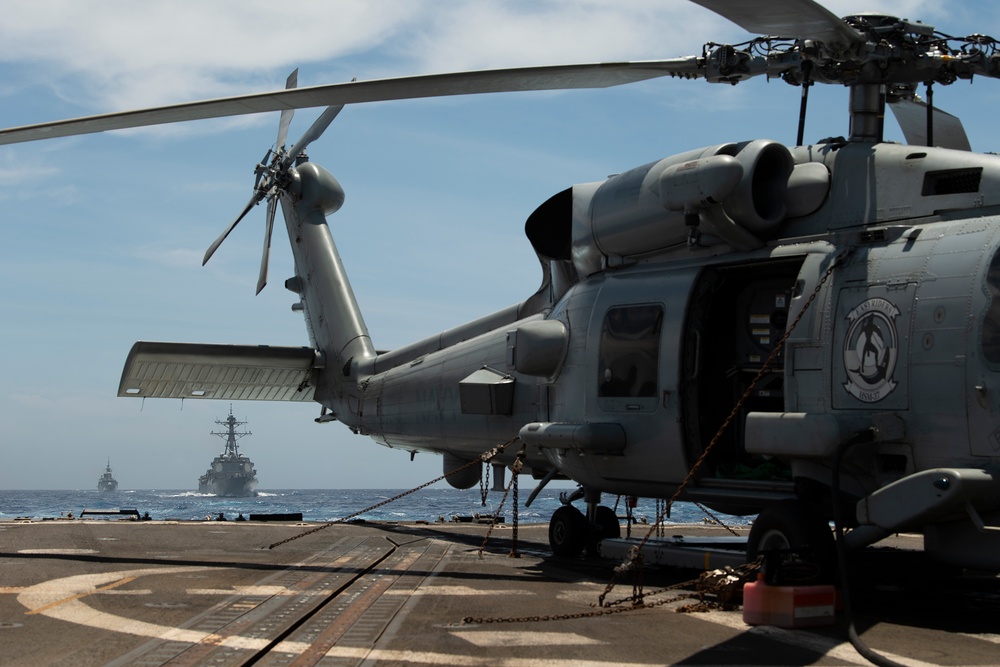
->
[983,247,1000,364]
[598,304,663,398]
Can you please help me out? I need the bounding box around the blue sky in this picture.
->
[1,0,997,490]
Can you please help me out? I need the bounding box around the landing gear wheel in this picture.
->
[594,505,621,540]
[747,499,836,584]
[549,505,587,557]
[586,505,622,557]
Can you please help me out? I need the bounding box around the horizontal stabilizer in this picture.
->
[118,341,321,401]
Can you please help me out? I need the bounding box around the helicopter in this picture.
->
[3,0,1000,575]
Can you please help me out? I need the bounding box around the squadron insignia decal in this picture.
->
[843,298,900,403]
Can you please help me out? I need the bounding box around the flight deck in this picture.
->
[1,519,998,666]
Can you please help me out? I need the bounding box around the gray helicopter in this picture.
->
[5,0,1000,574]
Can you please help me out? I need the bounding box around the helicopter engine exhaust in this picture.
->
[563,140,796,275]
[704,139,795,233]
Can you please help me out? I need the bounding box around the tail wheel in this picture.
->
[549,505,587,557]
[747,499,836,584]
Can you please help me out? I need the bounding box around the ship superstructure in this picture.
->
[97,459,118,492]
[198,407,258,497]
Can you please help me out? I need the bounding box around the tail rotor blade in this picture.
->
[276,69,298,150]
[285,104,344,163]
[204,193,259,265]
[205,76,344,293]
[253,148,272,189]
[256,195,277,294]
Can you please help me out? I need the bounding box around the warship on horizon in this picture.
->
[97,459,118,492]
[198,407,258,497]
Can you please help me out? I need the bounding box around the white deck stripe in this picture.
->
[451,630,603,647]
[699,609,942,667]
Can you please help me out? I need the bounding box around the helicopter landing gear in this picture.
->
[549,505,588,557]
[584,504,622,557]
[593,505,622,541]
[548,489,622,557]
[747,499,836,583]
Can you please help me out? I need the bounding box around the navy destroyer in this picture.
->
[97,459,118,492]
[198,407,258,497]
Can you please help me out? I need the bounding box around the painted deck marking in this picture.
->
[25,576,137,615]
[452,630,605,647]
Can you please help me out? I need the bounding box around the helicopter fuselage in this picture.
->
[281,139,1000,569]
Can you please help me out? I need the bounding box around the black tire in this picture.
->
[593,505,621,540]
[747,499,836,584]
[549,505,587,557]
[586,505,622,557]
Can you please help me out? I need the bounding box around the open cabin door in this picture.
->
[680,257,807,511]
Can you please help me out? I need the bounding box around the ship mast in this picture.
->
[210,405,251,458]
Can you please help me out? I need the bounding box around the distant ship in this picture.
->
[198,407,258,497]
[97,459,118,492]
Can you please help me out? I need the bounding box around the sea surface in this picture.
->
[0,488,751,526]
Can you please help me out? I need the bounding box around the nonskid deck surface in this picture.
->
[0,520,998,666]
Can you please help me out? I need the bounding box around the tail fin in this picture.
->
[120,103,369,416]
[118,161,373,413]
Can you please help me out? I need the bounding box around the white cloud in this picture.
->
[0,2,757,112]
[133,245,205,269]
[0,1,423,107]
[0,1,983,120]
[0,163,59,186]
[400,1,718,72]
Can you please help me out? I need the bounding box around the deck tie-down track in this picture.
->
[107,535,448,667]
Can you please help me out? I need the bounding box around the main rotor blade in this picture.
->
[256,196,277,294]
[285,105,344,163]
[0,59,701,145]
[690,0,864,48]
[276,69,298,151]
[203,193,260,265]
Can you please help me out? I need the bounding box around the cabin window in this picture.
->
[598,304,663,398]
[983,247,1000,364]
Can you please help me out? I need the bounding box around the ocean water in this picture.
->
[0,488,751,526]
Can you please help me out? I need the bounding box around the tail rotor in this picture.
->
[202,68,344,294]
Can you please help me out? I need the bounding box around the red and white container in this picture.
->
[742,574,836,628]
